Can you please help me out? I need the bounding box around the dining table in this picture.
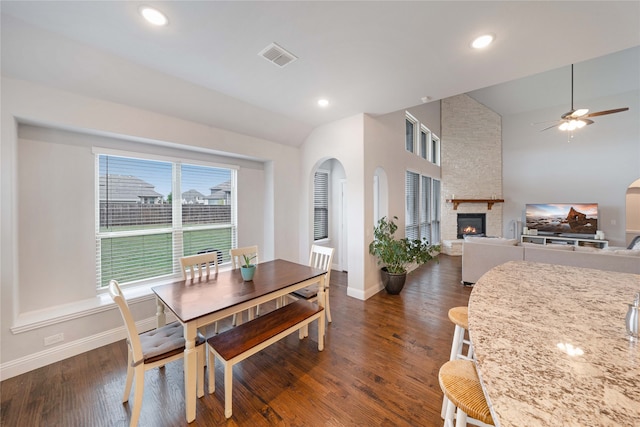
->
[152,258,327,423]
[468,260,640,427]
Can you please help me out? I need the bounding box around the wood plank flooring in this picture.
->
[1,255,471,426]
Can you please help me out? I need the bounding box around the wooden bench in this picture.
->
[206,299,325,418]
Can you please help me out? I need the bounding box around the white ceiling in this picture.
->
[1,1,639,146]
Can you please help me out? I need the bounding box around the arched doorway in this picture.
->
[625,177,640,246]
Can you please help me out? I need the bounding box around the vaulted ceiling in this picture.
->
[2,1,639,146]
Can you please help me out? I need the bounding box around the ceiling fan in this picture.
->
[538,64,629,132]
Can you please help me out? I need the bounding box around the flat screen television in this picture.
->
[525,203,598,236]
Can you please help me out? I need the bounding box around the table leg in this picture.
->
[184,324,197,423]
[156,297,166,328]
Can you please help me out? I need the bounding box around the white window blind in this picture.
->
[405,171,420,240]
[97,154,236,288]
[432,179,441,243]
[405,115,416,153]
[313,171,329,241]
[420,175,432,242]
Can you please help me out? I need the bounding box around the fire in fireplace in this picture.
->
[457,213,486,239]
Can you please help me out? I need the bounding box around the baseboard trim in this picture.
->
[0,315,175,381]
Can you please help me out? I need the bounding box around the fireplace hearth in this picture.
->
[457,213,486,239]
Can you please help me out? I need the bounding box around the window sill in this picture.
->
[10,280,171,334]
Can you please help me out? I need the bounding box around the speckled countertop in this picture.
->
[468,261,640,427]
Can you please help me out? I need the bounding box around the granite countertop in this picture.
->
[468,261,640,427]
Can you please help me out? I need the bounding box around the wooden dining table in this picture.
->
[468,261,640,427]
[152,259,327,423]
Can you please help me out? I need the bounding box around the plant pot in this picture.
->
[240,265,256,281]
[380,267,407,295]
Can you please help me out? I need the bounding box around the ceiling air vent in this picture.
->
[258,42,297,68]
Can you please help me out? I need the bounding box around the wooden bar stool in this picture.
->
[442,306,474,418]
[438,359,494,427]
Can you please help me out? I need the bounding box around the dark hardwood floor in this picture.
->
[1,255,471,426]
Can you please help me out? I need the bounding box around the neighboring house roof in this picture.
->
[182,189,205,203]
[209,180,231,195]
[205,180,232,202]
[99,174,163,202]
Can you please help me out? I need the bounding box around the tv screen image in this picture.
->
[525,203,598,235]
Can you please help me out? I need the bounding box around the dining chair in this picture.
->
[109,279,206,427]
[180,251,223,333]
[289,244,335,324]
[230,246,260,322]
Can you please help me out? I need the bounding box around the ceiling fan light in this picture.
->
[575,120,587,129]
[559,122,569,131]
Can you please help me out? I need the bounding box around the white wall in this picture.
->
[502,89,640,247]
[300,115,366,298]
[363,102,441,297]
[1,77,301,378]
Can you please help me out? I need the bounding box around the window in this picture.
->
[97,153,236,288]
[406,172,440,244]
[420,175,432,242]
[420,126,429,160]
[405,171,420,240]
[405,113,417,153]
[313,170,329,241]
[431,179,441,243]
[431,134,441,165]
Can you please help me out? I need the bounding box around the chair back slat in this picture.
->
[229,246,259,269]
[180,252,219,281]
[109,280,144,365]
[308,245,335,288]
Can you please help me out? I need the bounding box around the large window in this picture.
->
[313,170,329,241]
[406,171,440,244]
[97,153,236,288]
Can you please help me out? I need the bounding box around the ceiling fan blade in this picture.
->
[584,107,629,118]
[532,119,562,125]
[583,119,594,126]
[540,123,561,132]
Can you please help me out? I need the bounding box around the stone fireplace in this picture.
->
[440,94,504,244]
[457,213,486,238]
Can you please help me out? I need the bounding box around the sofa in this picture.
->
[461,236,640,284]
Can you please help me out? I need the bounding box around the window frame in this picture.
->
[94,148,238,289]
[405,113,418,154]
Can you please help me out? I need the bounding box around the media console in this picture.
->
[521,235,609,249]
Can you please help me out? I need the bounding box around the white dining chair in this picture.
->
[289,244,335,323]
[109,279,206,427]
[229,246,260,322]
[180,251,224,333]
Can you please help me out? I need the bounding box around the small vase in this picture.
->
[240,265,256,281]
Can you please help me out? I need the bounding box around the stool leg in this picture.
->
[443,325,465,418]
[455,408,468,427]
[444,399,456,427]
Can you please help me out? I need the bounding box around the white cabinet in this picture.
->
[521,235,608,249]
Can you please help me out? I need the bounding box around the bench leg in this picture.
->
[224,363,233,418]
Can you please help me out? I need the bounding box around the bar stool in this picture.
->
[442,306,474,418]
[438,359,494,427]
[448,306,474,361]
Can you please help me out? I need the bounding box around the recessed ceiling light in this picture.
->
[318,99,329,108]
[471,34,494,49]
[139,6,168,26]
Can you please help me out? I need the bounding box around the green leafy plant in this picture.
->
[242,254,256,268]
[368,216,440,274]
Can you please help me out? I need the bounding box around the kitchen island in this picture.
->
[468,261,640,427]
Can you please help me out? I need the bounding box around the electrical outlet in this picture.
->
[44,333,64,346]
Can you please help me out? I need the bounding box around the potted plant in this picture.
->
[240,254,257,281]
[368,216,440,294]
